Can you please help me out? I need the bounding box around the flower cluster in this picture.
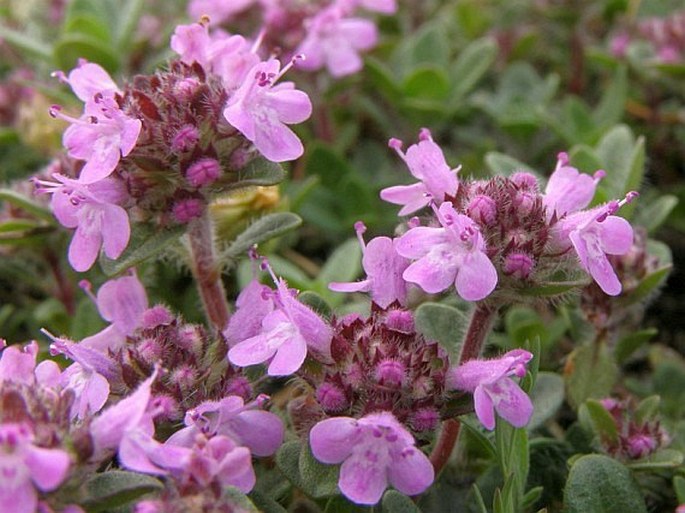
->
[598,398,670,460]
[375,131,638,301]
[611,10,685,63]
[41,22,312,273]
[187,0,396,77]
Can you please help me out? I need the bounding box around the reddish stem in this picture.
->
[429,303,499,474]
[187,212,230,332]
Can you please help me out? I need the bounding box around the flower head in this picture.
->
[543,152,605,221]
[35,174,130,272]
[381,129,460,215]
[329,222,410,308]
[447,349,534,430]
[395,202,497,301]
[50,94,141,184]
[223,57,312,162]
[296,5,378,77]
[309,412,434,504]
[0,423,71,513]
[228,263,332,375]
[554,192,638,296]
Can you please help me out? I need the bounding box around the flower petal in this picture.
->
[473,384,496,430]
[25,445,70,491]
[309,417,358,464]
[387,446,434,497]
[488,377,534,428]
[454,250,498,301]
[338,450,388,505]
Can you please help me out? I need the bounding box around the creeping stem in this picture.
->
[187,212,231,332]
[430,303,499,474]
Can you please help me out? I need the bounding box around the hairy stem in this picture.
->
[187,212,230,332]
[430,303,499,474]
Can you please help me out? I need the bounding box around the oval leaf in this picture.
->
[564,455,647,513]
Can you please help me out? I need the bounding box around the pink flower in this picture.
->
[543,152,604,221]
[0,423,70,513]
[78,275,148,353]
[53,59,120,103]
[170,23,258,90]
[223,58,312,162]
[329,222,410,308]
[381,129,460,215]
[228,264,332,375]
[223,279,275,347]
[0,341,39,385]
[35,175,130,272]
[395,202,498,301]
[447,349,534,430]
[50,94,141,184]
[166,394,284,457]
[553,192,638,296]
[309,412,434,504]
[296,5,378,77]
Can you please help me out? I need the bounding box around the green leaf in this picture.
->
[298,440,340,498]
[583,399,619,444]
[449,37,497,106]
[276,441,340,499]
[54,34,121,73]
[614,328,657,364]
[633,194,679,233]
[595,125,636,197]
[306,144,353,189]
[564,344,619,409]
[414,302,469,357]
[249,490,288,513]
[264,254,312,290]
[528,372,565,430]
[222,487,261,512]
[81,470,163,512]
[115,0,145,50]
[635,395,660,425]
[564,455,647,513]
[99,224,184,277]
[403,66,450,101]
[627,449,684,471]
[316,238,362,291]
[618,265,672,307]
[222,212,302,261]
[382,490,422,512]
[673,475,685,504]
[517,281,585,297]
[461,417,497,459]
[0,25,52,60]
[63,14,113,43]
[0,189,55,223]
[484,152,539,178]
[298,291,333,319]
[593,65,628,129]
[231,157,286,189]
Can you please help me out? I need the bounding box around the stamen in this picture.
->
[79,280,98,305]
[274,54,305,83]
[418,127,433,142]
[555,152,570,170]
[354,221,367,251]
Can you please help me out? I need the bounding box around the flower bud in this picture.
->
[186,158,221,187]
[316,382,349,412]
[374,359,405,387]
[172,197,204,223]
[503,252,535,279]
[467,194,497,226]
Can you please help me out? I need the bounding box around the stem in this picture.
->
[45,248,75,316]
[430,303,499,474]
[187,212,230,332]
[458,303,498,363]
